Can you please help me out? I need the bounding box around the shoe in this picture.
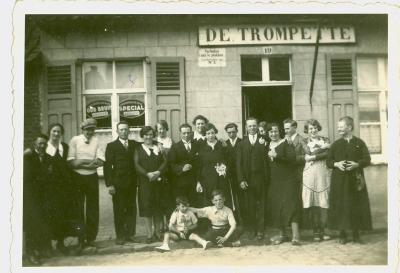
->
[256,232,264,240]
[56,241,69,255]
[85,241,96,248]
[313,233,321,242]
[231,240,241,247]
[155,245,170,252]
[291,238,301,246]
[27,255,42,266]
[125,236,140,243]
[203,241,212,250]
[145,237,154,244]
[321,234,331,241]
[338,231,347,245]
[271,235,289,245]
[115,238,125,245]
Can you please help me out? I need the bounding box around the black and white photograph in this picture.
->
[2,1,400,272]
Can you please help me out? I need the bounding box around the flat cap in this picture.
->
[81,118,97,129]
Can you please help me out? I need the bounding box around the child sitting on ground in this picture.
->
[155,196,211,252]
[191,190,242,247]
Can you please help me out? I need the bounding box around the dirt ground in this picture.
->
[42,230,387,266]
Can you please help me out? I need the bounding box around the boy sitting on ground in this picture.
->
[191,190,242,247]
[155,196,211,252]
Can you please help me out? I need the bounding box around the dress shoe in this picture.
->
[56,241,69,255]
[338,230,347,245]
[291,238,301,246]
[125,236,140,243]
[27,255,42,266]
[115,238,125,245]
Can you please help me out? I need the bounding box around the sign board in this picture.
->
[86,100,111,120]
[119,100,145,119]
[199,25,356,46]
[198,48,226,67]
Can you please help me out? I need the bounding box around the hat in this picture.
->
[81,118,97,130]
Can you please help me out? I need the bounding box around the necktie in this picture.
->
[124,140,128,150]
[55,148,61,159]
[149,148,154,155]
[186,143,191,152]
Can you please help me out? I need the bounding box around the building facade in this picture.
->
[25,15,388,165]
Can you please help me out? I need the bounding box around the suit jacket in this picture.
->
[168,140,199,188]
[104,139,138,189]
[289,134,306,181]
[236,135,269,188]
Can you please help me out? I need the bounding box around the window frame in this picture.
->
[81,59,148,138]
[241,55,292,86]
[356,56,387,164]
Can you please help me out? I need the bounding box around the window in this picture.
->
[241,56,291,84]
[356,57,387,162]
[82,60,147,139]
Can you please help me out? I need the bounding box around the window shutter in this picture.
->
[326,54,359,141]
[151,57,186,142]
[43,62,77,143]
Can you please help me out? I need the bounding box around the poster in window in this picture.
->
[85,97,112,129]
[119,94,145,128]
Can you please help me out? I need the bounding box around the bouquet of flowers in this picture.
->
[307,137,330,155]
[215,163,227,177]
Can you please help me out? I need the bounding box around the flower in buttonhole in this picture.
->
[215,163,227,177]
[259,138,265,145]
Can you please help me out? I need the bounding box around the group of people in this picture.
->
[23,114,373,265]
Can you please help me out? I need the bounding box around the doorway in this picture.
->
[242,85,292,129]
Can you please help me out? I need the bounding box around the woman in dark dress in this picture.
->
[134,126,167,243]
[326,116,372,244]
[196,123,232,208]
[44,123,75,255]
[266,123,302,245]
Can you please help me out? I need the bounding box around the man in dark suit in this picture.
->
[23,134,53,265]
[236,117,269,240]
[168,123,198,206]
[283,118,305,239]
[224,122,242,222]
[104,121,138,245]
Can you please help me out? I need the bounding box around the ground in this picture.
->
[40,166,388,266]
[42,230,387,266]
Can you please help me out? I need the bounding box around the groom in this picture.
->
[236,117,269,240]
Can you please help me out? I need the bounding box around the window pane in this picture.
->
[359,93,380,122]
[269,56,290,81]
[357,58,378,88]
[83,62,113,90]
[360,124,382,154]
[119,94,145,129]
[116,61,144,89]
[85,95,111,129]
[241,56,262,81]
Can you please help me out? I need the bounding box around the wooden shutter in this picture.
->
[151,57,186,142]
[43,62,78,143]
[326,54,359,141]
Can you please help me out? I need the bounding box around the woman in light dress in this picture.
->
[301,119,332,241]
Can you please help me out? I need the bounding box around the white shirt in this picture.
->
[169,209,198,232]
[229,137,238,147]
[46,141,64,157]
[182,140,191,151]
[290,133,298,142]
[119,138,129,147]
[196,206,236,228]
[67,134,105,175]
[248,134,257,145]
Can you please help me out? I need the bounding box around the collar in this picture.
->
[182,139,191,145]
[343,135,353,143]
[194,131,205,140]
[81,134,92,144]
[141,143,160,156]
[291,133,298,142]
[207,141,217,150]
[248,134,257,142]
[119,138,128,145]
[269,139,285,149]
[46,141,63,157]
[229,137,238,146]
[212,206,225,214]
